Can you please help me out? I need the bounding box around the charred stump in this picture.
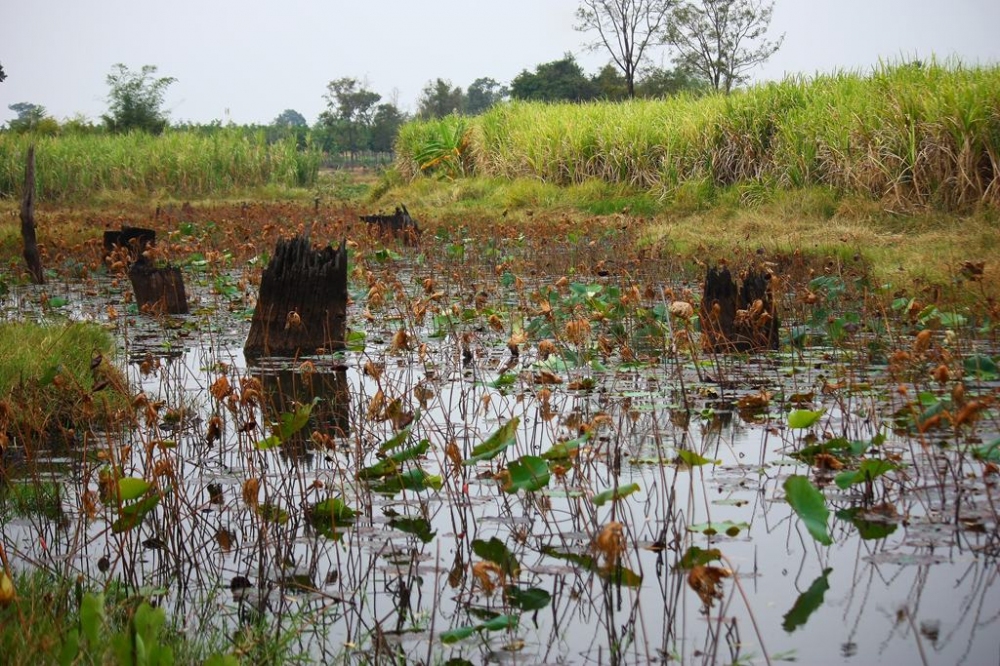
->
[129,259,189,315]
[360,205,421,243]
[104,226,156,263]
[244,236,348,359]
[20,145,44,284]
[700,266,778,353]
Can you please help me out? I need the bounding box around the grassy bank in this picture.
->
[0,129,321,203]
[395,61,1000,212]
[0,569,239,665]
[0,321,126,445]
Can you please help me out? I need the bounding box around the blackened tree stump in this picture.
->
[244,236,348,358]
[700,265,779,353]
[360,205,421,243]
[104,226,156,263]
[129,260,189,315]
[20,145,44,284]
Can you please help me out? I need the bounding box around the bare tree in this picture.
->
[666,0,783,94]
[575,0,677,98]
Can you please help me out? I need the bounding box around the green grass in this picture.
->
[0,128,321,203]
[0,570,239,666]
[395,60,1000,213]
[0,321,126,443]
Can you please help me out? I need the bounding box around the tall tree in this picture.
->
[592,64,629,100]
[0,63,6,83]
[466,77,508,115]
[635,64,709,97]
[7,103,49,132]
[575,0,677,98]
[272,109,307,127]
[102,64,176,134]
[510,54,598,103]
[417,79,465,119]
[666,0,783,94]
[320,77,381,155]
[370,103,405,153]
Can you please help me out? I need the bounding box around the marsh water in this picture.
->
[2,250,999,665]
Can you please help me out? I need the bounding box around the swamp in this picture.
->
[1,63,1000,665]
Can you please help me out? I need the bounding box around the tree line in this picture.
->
[0,0,782,157]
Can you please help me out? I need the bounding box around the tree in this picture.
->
[319,77,381,155]
[370,103,405,153]
[575,0,677,98]
[592,64,629,100]
[417,79,465,119]
[510,54,598,103]
[0,63,6,83]
[635,64,709,97]
[8,103,49,132]
[273,109,307,127]
[665,0,783,94]
[466,77,508,115]
[102,63,176,134]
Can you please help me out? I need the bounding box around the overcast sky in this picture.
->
[2,0,998,127]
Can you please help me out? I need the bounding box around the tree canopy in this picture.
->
[102,64,176,134]
[510,54,598,102]
[0,63,6,83]
[417,79,465,119]
[466,78,508,115]
[273,109,307,127]
[666,0,783,93]
[575,0,677,98]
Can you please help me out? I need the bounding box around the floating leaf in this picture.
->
[541,433,590,461]
[782,568,832,633]
[788,408,825,429]
[473,537,519,577]
[834,459,898,489]
[592,483,640,506]
[463,417,519,465]
[677,546,723,570]
[370,467,442,494]
[111,492,161,534]
[117,477,152,502]
[974,438,1000,462]
[504,455,550,493]
[504,586,551,611]
[440,614,519,644]
[675,449,719,467]
[963,354,998,379]
[687,521,749,537]
[388,515,436,543]
[311,497,356,523]
[784,476,832,545]
[791,437,869,464]
[836,508,898,540]
[359,440,431,479]
[540,546,642,586]
[257,503,289,524]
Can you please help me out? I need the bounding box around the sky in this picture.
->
[2,0,999,127]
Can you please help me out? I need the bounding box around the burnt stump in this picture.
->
[244,236,348,359]
[360,205,421,243]
[700,265,779,353]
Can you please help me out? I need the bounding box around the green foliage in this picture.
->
[510,54,598,102]
[503,455,551,493]
[463,417,520,464]
[783,476,833,545]
[592,483,641,506]
[782,568,832,633]
[417,78,465,119]
[103,63,176,134]
[395,62,1000,211]
[257,397,320,449]
[0,129,320,202]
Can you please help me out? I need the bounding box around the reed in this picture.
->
[0,129,321,202]
[395,61,1000,211]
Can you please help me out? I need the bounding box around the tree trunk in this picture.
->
[244,236,348,359]
[128,260,189,315]
[700,265,778,353]
[20,145,44,284]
